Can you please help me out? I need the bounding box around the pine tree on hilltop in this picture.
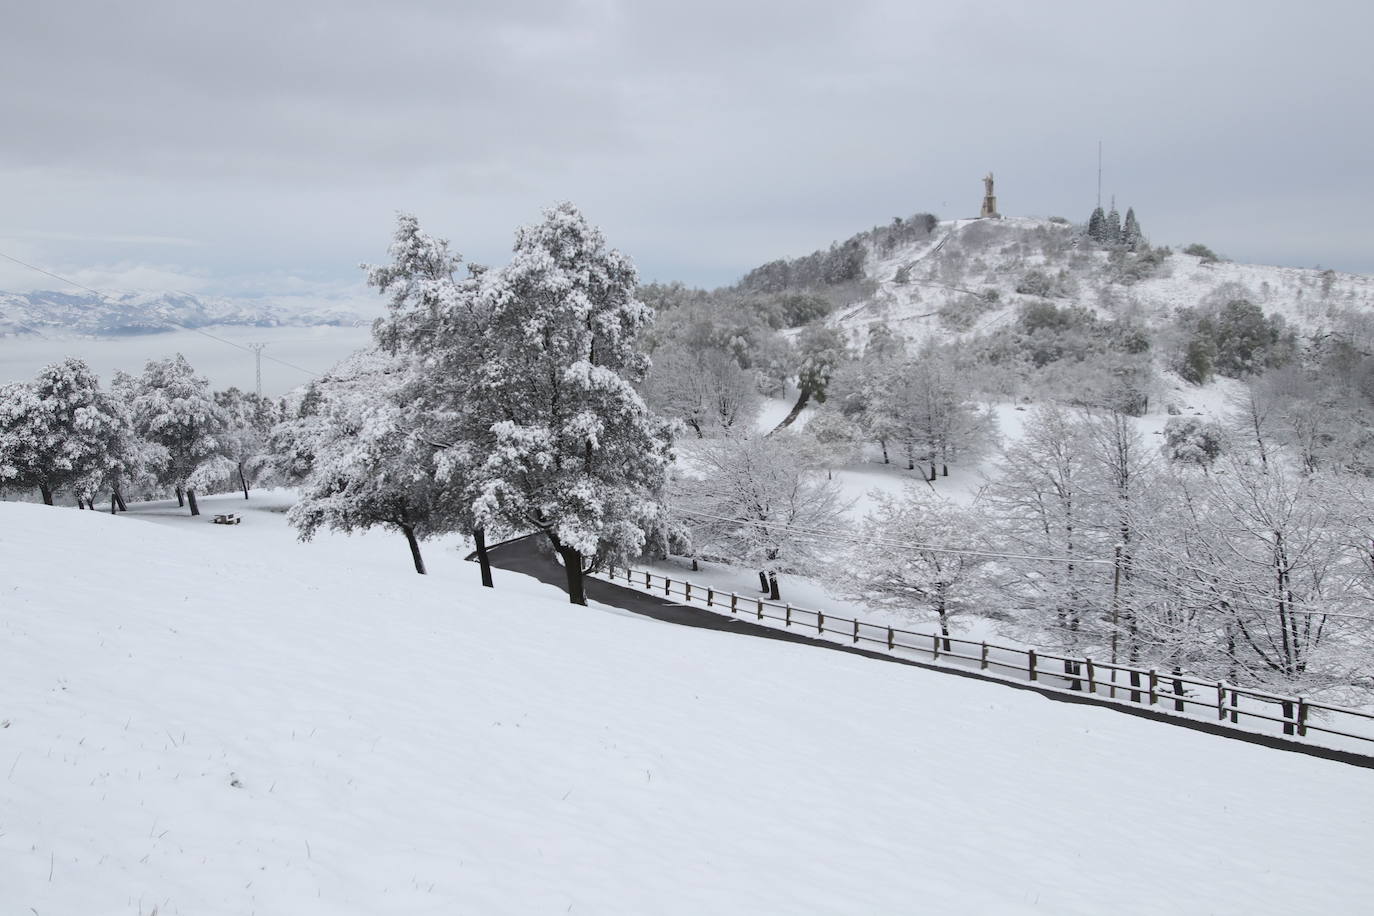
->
[1123,207,1142,251]
[1087,206,1106,242]
[1105,205,1122,245]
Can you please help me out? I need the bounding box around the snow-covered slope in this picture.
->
[835,216,1374,349]
[0,289,373,338]
[3,496,1372,914]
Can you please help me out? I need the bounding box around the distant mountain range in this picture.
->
[0,290,374,337]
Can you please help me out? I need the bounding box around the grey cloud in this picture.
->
[0,0,1370,298]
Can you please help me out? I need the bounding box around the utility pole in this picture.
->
[1097,140,1103,209]
[248,343,267,397]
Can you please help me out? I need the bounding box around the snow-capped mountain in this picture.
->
[829,216,1374,347]
[0,289,374,337]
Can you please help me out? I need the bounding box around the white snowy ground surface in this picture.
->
[3,495,1373,915]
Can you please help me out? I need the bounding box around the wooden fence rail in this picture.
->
[600,564,1374,751]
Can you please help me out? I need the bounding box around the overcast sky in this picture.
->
[1,0,1370,306]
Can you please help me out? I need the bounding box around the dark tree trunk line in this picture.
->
[402,523,426,575]
[175,487,185,508]
[187,489,200,516]
[769,388,810,435]
[239,462,251,500]
[473,527,493,588]
[39,483,53,506]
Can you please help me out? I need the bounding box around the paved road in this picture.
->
[482,533,1374,769]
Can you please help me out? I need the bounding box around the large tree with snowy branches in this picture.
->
[466,203,675,605]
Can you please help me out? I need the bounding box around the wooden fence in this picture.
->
[601,564,1374,752]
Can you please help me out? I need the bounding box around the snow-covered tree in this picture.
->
[466,203,675,605]
[843,489,991,649]
[215,387,283,499]
[1122,207,1143,250]
[1086,206,1106,242]
[0,359,134,508]
[985,407,1109,680]
[797,407,863,478]
[130,354,232,516]
[285,351,443,574]
[364,211,500,585]
[673,432,848,599]
[1161,416,1224,470]
[0,380,54,503]
[642,348,759,437]
[772,325,847,431]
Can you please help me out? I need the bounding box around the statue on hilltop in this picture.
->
[980,172,1000,219]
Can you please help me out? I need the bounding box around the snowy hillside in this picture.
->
[4,495,1373,914]
[0,289,373,338]
[834,216,1374,349]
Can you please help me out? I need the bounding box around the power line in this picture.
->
[0,249,324,381]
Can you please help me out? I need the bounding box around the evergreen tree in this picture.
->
[1105,205,1122,246]
[1122,207,1142,250]
[1087,207,1106,242]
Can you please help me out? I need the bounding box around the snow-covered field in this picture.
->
[4,493,1373,914]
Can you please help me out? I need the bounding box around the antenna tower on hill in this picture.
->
[248,343,267,397]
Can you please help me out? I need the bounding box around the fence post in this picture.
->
[980,642,989,670]
[706,587,713,607]
[932,632,941,660]
[730,592,738,615]
[1230,687,1240,724]
[785,604,792,627]
[664,577,671,596]
[853,619,859,644]
[1148,669,1159,705]
[1028,650,1038,681]
[757,598,763,620]
[684,582,691,602]
[816,610,822,633]
[644,570,650,588]
[1217,682,1226,721]
[888,627,895,651]
[1297,698,1308,737]
[1086,658,1096,694]
[1282,699,1295,737]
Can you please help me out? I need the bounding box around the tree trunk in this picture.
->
[402,524,427,575]
[187,489,200,516]
[39,483,53,506]
[472,527,493,588]
[769,388,811,435]
[175,487,185,508]
[938,613,952,653]
[942,464,949,477]
[239,462,250,500]
[880,440,890,464]
[691,557,699,572]
[115,487,128,512]
[76,497,85,510]
[758,570,770,594]
[110,493,118,515]
[555,543,588,605]
[768,570,780,601]
[1172,667,1185,712]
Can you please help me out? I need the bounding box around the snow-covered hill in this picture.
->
[3,495,1372,914]
[0,289,373,338]
[833,216,1374,349]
